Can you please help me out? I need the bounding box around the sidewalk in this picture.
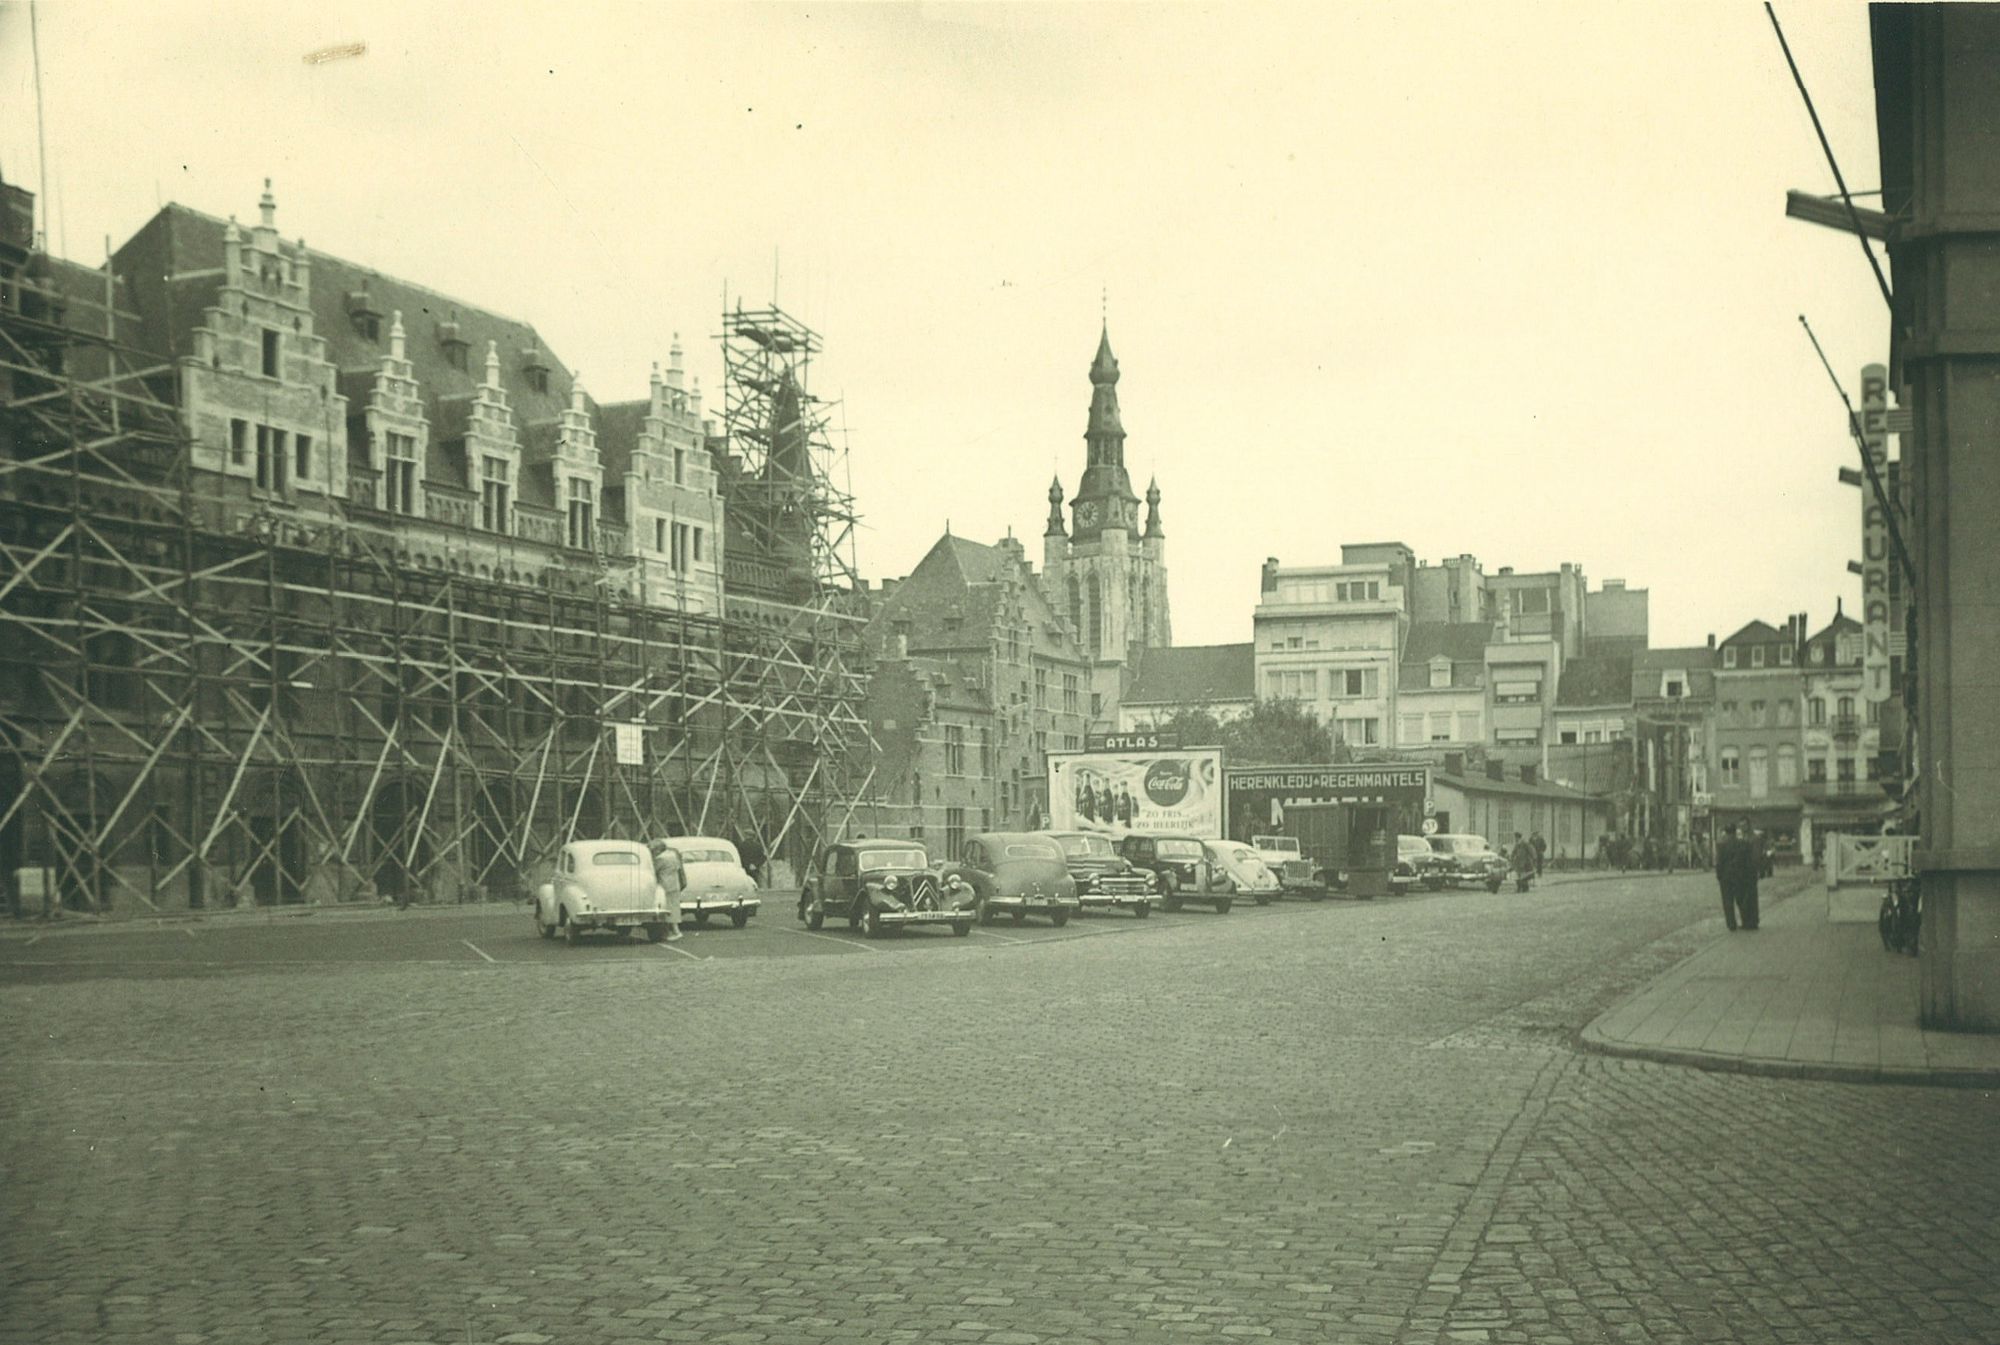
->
[1582,879,2000,1087]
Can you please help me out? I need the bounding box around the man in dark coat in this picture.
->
[1738,829,1762,930]
[736,830,767,889]
[1510,832,1536,893]
[1714,824,1753,931]
[1530,830,1547,877]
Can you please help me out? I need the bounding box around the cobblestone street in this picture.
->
[3,873,1994,1345]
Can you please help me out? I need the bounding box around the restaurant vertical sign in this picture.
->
[1860,364,1892,703]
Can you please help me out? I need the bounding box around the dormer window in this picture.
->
[1778,644,1793,665]
[1751,646,1766,668]
[1663,675,1685,699]
[522,347,552,395]
[1723,646,1738,669]
[1429,656,1451,689]
[347,286,384,342]
[439,320,469,372]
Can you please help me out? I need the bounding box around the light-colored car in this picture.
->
[535,839,679,945]
[1205,840,1281,904]
[654,836,760,928]
[1251,834,1323,895]
[1426,833,1508,892]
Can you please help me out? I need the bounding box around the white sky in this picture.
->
[0,1,1886,650]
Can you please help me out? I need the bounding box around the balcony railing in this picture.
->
[1802,778,1871,801]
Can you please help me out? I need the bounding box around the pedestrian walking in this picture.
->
[1714,823,1759,932]
[1510,832,1536,893]
[650,841,686,940]
[1739,829,1762,931]
[1530,830,1547,877]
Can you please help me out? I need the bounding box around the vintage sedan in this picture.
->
[653,836,760,928]
[798,837,977,938]
[1038,830,1153,917]
[1205,839,1281,904]
[950,832,1081,927]
[1392,833,1448,893]
[1117,832,1233,914]
[1426,833,1508,892]
[534,839,680,945]
[1252,834,1323,896]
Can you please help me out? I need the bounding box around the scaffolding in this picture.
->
[719,304,861,598]
[0,258,877,917]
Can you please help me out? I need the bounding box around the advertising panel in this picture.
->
[1047,747,1225,838]
[1859,363,1893,703]
[1222,764,1431,840]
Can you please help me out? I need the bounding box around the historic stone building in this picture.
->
[1042,326,1171,717]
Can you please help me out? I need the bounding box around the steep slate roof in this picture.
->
[1398,621,1491,692]
[1556,654,1634,708]
[1631,646,1717,701]
[1123,643,1255,706]
[1718,619,1782,649]
[871,534,1083,665]
[107,201,696,516]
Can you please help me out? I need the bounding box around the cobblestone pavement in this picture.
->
[2,872,1994,1344]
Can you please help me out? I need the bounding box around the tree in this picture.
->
[1140,699,1342,765]
[1221,698,1341,765]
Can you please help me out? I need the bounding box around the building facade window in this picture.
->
[1808,756,1827,783]
[1777,743,1798,787]
[1750,700,1766,726]
[230,417,249,468]
[566,476,594,549]
[1399,714,1422,743]
[1035,667,1048,708]
[1776,699,1795,727]
[294,434,312,483]
[944,807,965,863]
[481,456,511,533]
[1338,716,1380,745]
[1748,746,1769,798]
[1751,646,1766,667]
[1719,747,1741,788]
[1837,756,1857,783]
[385,432,417,515]
[1809,697,1826,726]
[945,724,965,775]
[254,425,287,493]
[1458,711,1481,741]
[1062,673,1079,714]
[1334,668,1377,698]
[1429,712,1452,742]
[1723,646,1738,668]
[262,328,280,377]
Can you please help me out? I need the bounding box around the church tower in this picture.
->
[1042,324,1171,707]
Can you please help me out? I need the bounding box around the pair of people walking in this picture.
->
[1714,823,1761,931]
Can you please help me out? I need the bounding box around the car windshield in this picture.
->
[1399,837,1430,854]
[590,851,642,866]
[1217,844,1260,864]
[1255,837,1301,856]
[1003,841,1061,860]
[1053,834,1114,857]
[676,847,736,865]
[1156,840,1203,859]
[858,849,928,872]
[1431,836,1490,856]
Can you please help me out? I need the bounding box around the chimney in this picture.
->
[1603,578,1625,591]
[1261,557,1280,593]
[1707,633,1716,650]
[1444,751,1466,776]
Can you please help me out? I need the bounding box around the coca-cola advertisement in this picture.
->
[1046,748,1225,838]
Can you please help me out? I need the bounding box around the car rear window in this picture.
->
[1003,842,1060,859]
[591,852,642,866]
[1054,834,1113,857]
[1157,840,1203,858]
[676,847,735,864]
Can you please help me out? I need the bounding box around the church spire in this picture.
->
[1144,476,1163,538]
[1046,475,1067,537]
[1071,322,1137,542]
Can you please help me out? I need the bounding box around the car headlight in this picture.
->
[883,875,900,895]
[1144,871,1159,889]
[946,874,964,892]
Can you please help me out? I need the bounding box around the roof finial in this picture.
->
[389,310,405,360]
[259,178,276,230]
[483,339,500,387]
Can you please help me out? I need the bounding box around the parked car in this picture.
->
[1039,830,1154,917]
[1425,833,1508,892]
[1118,832,1232,914]
[1205,840,1281,904]
[1392,833,1448,893]
[653,836,760,928]
[798,837,977,938]
[534,839,680,945]
[1252,834,1323,896]
[949,832,1080,927]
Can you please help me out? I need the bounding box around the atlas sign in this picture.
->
[1860,364,1892,703]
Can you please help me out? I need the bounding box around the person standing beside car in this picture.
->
[1510,832,1536,893]
[650,842,686,941]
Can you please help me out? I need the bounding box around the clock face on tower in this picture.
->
[1075,500,1098,529]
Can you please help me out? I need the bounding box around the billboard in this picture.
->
[1047,747,1225,838]
[1859,363,1893,703]
[1222,764,1431,840]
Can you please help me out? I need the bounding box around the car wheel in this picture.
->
[863,907,884,939]
[1133,902,1150,919]
[849,901,865,932]
[1010,909,1027,924]
[535,907,555,940]
[1253,892,1272,906]
[1486,879,1502,893]
[693,912,710,927]
[731,910,750,929]
[978,900,996,926]
[952,920,972,937]
[805,896,824,931]
[643,923,666,942]
[1050,909,1070,928]
[1214,899,1233,915]
[564,918,582,946]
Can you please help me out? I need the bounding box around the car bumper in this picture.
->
[680,893,759,916]
[984,895,1081,914]
[569,908,673,928]
[874,907,975,926]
